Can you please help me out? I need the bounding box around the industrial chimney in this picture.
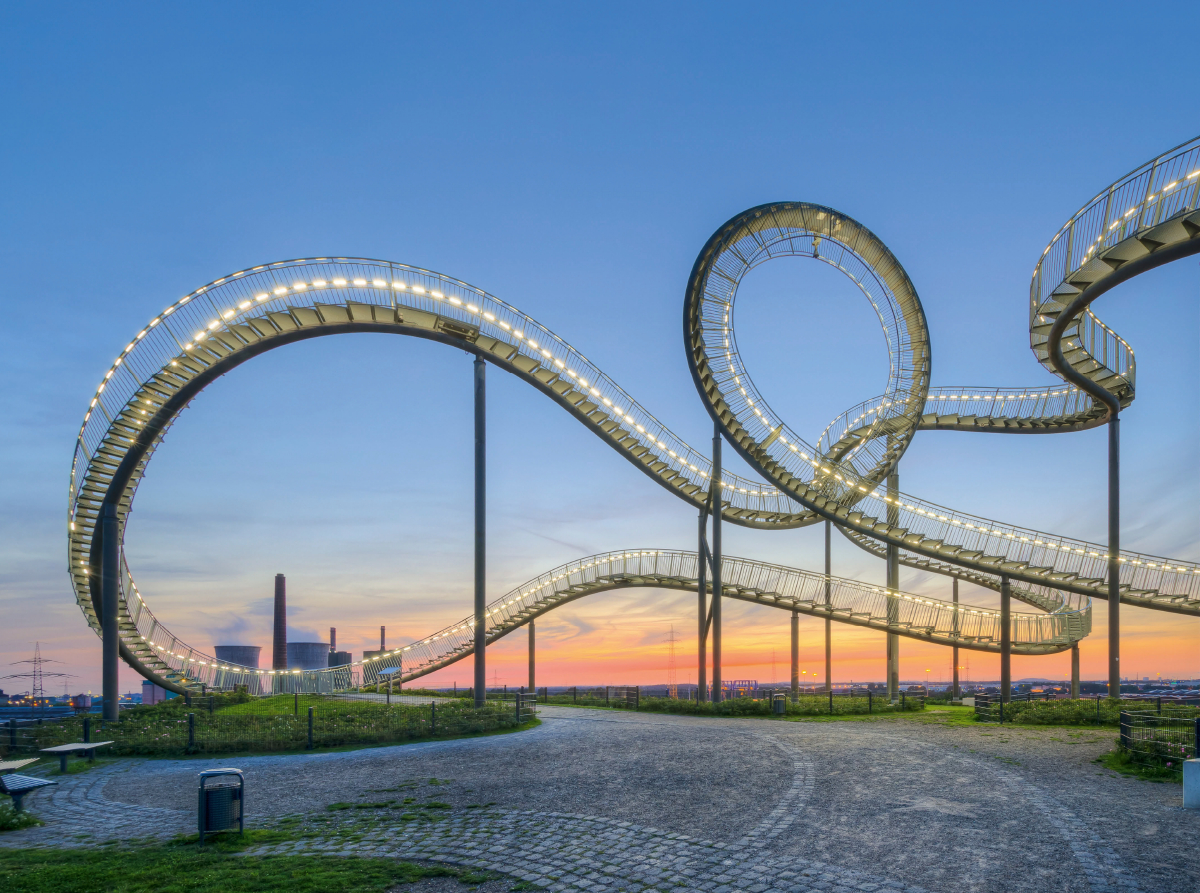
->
[380,626,386,650]
[330,627,336,652]
[272,574,287,671]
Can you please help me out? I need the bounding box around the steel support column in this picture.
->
[1108,415,1120,698]
[711,423,723,703]
[1000,575,1012,704]
[473,356,486,708]
[697,498,707,703]
[886,468,899,702]
[1071,643,1080,699]
[528,619,535,693]
[952,578,960,699]
[101,502,119,721]
[790,610,799,702]
[824,520,832,694]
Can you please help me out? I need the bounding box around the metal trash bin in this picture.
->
[198,768,244,845]
[772,694,786,715]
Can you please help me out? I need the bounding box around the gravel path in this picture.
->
[2,706,1194,893]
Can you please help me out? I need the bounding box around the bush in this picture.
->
[0,802,42,833]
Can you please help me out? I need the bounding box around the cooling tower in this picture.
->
[214,645,261,669]
[287,641,331,670]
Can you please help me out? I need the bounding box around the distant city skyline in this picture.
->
[2,5,1197,693]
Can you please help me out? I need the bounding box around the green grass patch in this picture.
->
[0,841,495,893]
[1096,747,1184,783]
[4,696,538,759]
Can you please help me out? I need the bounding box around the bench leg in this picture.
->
[59,753,69,774]
[11,793,24,813]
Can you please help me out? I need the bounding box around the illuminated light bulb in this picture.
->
[499,321,510,330]
[353,279,367,286]
[483,312,495,321]
[333,278,347,286]
[431,290,444,299]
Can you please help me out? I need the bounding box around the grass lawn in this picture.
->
[0,833,507,893]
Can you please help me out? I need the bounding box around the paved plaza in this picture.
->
[2,707,1194,893]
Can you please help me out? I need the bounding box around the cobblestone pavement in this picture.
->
[1,706,1194,893]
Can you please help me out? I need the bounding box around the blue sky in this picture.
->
[1,3,1197,693]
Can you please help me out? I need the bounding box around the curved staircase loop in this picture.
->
[68,139,1200,693]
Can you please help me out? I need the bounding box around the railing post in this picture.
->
[1193,718,1200,760]
[83,717,91,744]
[431,701,436,735]
[187,713,195,751]
[828,688,833,715]
[307,706,313,750]
[1119,711,1130,751]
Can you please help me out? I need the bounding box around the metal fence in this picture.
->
[1119,711,1198,764]
[537,685,924,716]
[974,694,1200,726]
[2,692,536,759]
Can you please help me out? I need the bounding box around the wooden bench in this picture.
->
[40,741,114,773]
[0,773,56,812]
[0,759,39,774]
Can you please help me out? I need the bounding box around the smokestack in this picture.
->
[381,626,385,650]
[272,574,287,670]
[329,627,336,652]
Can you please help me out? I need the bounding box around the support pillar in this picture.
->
[697,500,707,703]
[824,520,832,694]
[528,619,535,693]
[886,467,900,701]
[1071,643,1080,699]
[1108,414,1120,698]
[473,356,487,708]
[101,502,119,721]
[952,578,960,699]
[1000,575,1012,704]
[790,610,799,701]
[711,423,723,703]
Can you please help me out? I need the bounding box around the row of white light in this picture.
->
[1037,164,1199,270]
[76,262,788,526]
[132,547,1081,680]
[707,291,1195,578]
